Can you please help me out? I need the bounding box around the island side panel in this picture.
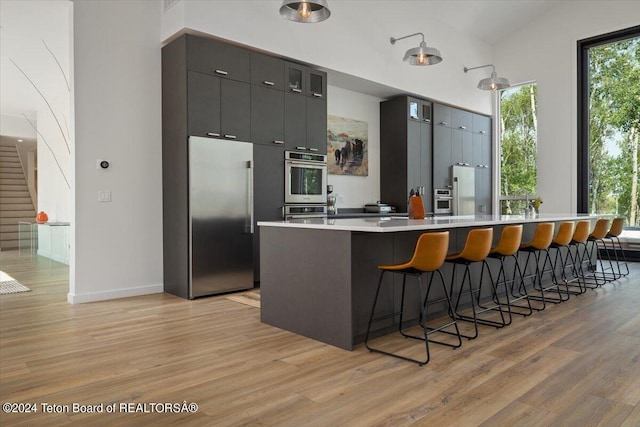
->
[260,226,353,350]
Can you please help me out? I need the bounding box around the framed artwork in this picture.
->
[327,115,368,176]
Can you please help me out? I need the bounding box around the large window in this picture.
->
[498,82,538,214]
[578,25,640,252]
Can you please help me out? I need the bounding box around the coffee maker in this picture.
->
[327,185,337,215]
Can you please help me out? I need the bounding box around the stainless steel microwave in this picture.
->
[285,151,327,204]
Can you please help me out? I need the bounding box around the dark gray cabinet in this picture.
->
[250,85,285,146]
[307,69,327,99]
[186,71,250,141]
[187,71,221,138]
[433,103,492,214]
[251,52,285,90]
[186,35,250,82]
[472,114,492,214]
[306,97,328,152]
[253,143,284,281]
[285,62,327,99]
[284,92,306,150]
[284,83,327,153]
[380,96,433,213]
[433,124,452,189]
[163,33,328,295]
[220,79,251,141]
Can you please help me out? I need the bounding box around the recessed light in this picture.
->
[17,139,23,142]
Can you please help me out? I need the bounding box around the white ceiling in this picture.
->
[0,0,558,133]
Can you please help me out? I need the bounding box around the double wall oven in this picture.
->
[284,151,327,218]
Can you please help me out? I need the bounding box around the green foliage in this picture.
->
[500,84,538,199]
[588,37,640,226]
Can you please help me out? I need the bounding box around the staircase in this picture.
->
[0,144,36,250]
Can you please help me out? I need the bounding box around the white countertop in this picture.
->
[258,214,600,233]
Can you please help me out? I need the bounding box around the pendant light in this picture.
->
[463,64,510,90]
[390,32,442,66]
[279,0,331,23]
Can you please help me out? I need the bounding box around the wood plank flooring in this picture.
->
[1,249,639,426]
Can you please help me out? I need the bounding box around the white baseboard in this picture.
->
[67,283,164,304]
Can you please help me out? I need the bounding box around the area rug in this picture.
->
[0,271,31,295]
[225,289,260,308]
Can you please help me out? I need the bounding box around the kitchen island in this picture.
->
[258,214,598,350]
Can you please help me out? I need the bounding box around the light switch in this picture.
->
[98,191,111,202]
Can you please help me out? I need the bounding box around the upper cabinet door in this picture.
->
[250,53,285,90]
[187,71,221,138]
[472,114,491,135]
[220,79,251,141]
[186,35,250,82]
[451,109,473,131]
[433,103,452,128]
[307,69,327,99]
[285,62,306,95]
[305,97,327,153]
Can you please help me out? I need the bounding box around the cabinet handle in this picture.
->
[207,132,220,137]
[273,140,284,145]
[459,126,467,130]
[263,81,275,86]
[439,121,448,126]
[291,88,302,93]
[423,119,431,123]
[224,134,237,139]
[308,148,319,152]
[312,93,323,98]
[480,130,487,134]
[295,146,306,151]
[215,69,228,75]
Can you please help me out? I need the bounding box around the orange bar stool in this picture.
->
[562,220,592,293]
[547,221,576,297]
[584,218,614,286]
[518,222,566,310]
[365,231,462,366]
[603,217,629,279]
[446,228,507,340]
[487,225,532,322]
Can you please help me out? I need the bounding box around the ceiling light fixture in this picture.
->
[390,32,442,66]
[279,0,331,23]
[463,64,510,90]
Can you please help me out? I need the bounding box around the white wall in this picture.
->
[0,115,36,139]
[494,1,640,214]
[70,0,163,303]
[161,0,494,115]
[327,85,382,208]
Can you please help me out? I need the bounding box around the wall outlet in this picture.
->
[98,191,111,202]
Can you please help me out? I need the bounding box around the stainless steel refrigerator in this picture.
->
[189,136,254,298]
[451,165,476,216]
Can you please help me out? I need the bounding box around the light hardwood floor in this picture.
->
[1,249,639,426]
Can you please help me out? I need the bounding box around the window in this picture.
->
[578,25,640,253]
[498,82,538,214]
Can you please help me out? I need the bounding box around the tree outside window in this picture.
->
[588,37,640,227]
[499,83,538,214]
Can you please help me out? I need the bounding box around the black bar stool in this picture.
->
[487,224,532,322]
[446,228,507,340]
[518,222,566,310]
[583,218,613,287]
[603,217,629,279]
[564,220,592,293]
[547,221,576,298]
[365,231,462,366]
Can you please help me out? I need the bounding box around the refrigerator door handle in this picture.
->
[453,177,459,215]
[248,160,254,234]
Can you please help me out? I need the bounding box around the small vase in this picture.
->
[36,211,49,224]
